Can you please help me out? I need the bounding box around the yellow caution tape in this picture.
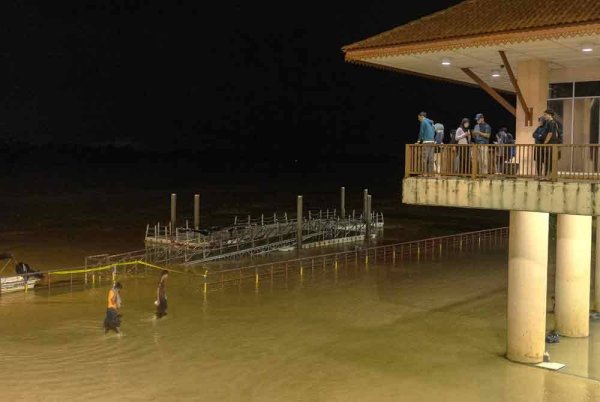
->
[49,260,187,275]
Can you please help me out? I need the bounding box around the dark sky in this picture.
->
[0,0,514,160]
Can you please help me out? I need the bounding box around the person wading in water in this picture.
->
[104,282,123,334]
[155,270,169,318]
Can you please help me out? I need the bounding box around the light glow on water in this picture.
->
[1,248,600,400]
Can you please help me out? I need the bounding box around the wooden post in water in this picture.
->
[340,187,346,219]
[297,196,303,250]
[363,190,370,241]
[194,194,200,230]
[365,194,372,241]
[170,193,177,233]
[363,189,368,220]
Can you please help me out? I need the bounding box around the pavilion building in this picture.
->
[343,0,600,364]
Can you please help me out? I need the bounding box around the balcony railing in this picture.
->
[405,144,600,181]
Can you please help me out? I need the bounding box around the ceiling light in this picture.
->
[581,44,594,52]
[491,69,501,78]
[441,58,451,66]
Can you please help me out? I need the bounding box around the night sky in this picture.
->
[0,0,515,166]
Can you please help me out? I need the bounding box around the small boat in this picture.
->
[0,275,40,293]
[0,253,42,294]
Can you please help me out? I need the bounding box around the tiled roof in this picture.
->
[344,0,600,54]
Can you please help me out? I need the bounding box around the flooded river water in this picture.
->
[2,176,600,401]
[2,245,600,401]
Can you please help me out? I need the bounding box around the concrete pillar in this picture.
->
[296,196,303,249]
[515,59,549,144]
[595,217,600,312]
[194,194,200,230]
[515,59,548,175]
[507,210,549,363]
[555,214,592,337]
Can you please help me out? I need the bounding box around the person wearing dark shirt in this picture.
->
[539,109,561,177]
[155,270,169,318]
[532,116,546,176]
[472,113,492,174]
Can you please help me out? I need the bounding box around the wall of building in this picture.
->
[550,66,600,84]
[403,177,600,216]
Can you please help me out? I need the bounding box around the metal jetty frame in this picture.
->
[144,209,385,266]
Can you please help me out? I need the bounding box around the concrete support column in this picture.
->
[595,217,600,312]
[555,214,592,337]
[515,59,548,175]
[507,210,549,363]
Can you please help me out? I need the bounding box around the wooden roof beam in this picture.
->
[461,68,516,117]
[499,51,533,126]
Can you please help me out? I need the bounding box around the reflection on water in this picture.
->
[547,320,600,383]
[1,246,600,401]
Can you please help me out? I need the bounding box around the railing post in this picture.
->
[472,144,479,178]
[551,144,559,180]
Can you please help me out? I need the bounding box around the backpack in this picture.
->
[533,126,544,142]
[496,131,507,145]
[556,121,563,144]
[433,123,444,144]
[547,120,562,144]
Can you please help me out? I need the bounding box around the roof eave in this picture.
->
[343,22,600,59]
[345,58,515,95]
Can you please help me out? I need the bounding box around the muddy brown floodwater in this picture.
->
[1,246,600,401]
[2,183,597,401]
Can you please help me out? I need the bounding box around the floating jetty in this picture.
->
[144,189,384,266]
[145,210,384,265]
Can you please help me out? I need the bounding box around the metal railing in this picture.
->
[201,227,509,291]
[1,227,508,294]
[406,144,600,181]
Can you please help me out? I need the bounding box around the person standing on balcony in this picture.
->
[472,113,492,175]
[417,112,436,173]
[495,127,515,173]
[454,118,471,173]
[533,116,546,176]
[433,122,445,173]
[540,109,561,177]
